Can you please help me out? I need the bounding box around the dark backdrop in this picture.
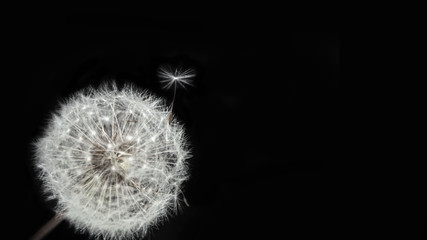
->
[18,15,342,240]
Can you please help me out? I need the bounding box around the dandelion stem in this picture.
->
[168,81,177,124]
[29,213,64,240]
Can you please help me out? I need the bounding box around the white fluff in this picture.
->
[34,83,190,240]
[158,65,195,89]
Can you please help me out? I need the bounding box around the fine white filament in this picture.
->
[34,83,190,240]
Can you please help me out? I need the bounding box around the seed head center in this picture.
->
[90,143,133,182]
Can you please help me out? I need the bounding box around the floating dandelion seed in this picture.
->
[33,83,190,240]
[158,65,195,90]
[157,65,195,124]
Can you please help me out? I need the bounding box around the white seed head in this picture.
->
[34,83,190,240]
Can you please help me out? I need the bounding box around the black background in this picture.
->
[17,15,346,240]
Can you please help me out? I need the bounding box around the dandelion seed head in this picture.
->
[34,83,190,240]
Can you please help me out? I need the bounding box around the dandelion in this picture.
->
[32,83,190,240]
